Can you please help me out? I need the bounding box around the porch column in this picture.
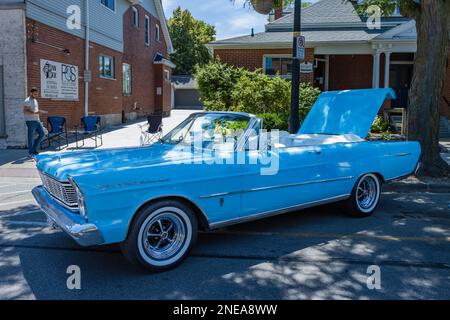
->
[384,51,391,88]
[372,51,381,88]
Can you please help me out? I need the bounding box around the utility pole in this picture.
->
[289,0,302,134]
[84,0,90,117]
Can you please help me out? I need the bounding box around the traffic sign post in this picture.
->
[289,0,302,134]
[296,35,305,61]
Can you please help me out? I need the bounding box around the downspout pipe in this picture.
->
[84,0,90,117]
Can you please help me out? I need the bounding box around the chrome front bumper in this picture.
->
[32,186,104,247]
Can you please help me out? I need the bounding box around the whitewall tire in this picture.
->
[344,173,381,217]
[121,200,198,272]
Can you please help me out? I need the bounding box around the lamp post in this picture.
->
[289,0,302,133]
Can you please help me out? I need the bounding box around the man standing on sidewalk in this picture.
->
[23,87,48,155]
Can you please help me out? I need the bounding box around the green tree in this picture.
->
[195,60,321,131]
[355,0,450,177]
[168,7,216,75]
[282,0,313,8]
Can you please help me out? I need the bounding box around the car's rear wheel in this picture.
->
[344,173,381,217]
[121,200,197,272]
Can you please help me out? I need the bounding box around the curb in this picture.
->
[384,182,450,193]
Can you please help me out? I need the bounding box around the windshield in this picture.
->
[161,113,251,149]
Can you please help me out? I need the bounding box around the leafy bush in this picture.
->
[195,61,321,130]
[258,113,289,131]
[232,72,291,115]
[195,60,249,111]
[371,115,390,133]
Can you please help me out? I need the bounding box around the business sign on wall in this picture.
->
[40,59,79,100]
[300,62,314,74]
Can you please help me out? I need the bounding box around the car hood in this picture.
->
[35,143,194,181]
[299,88,396,138]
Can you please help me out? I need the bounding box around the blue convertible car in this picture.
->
[32,88,421,271]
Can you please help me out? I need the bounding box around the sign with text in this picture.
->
[40,59,79,100]
[295,36,305,60]
[300,62,314,73]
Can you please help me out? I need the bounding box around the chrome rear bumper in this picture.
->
[32,186,104,247]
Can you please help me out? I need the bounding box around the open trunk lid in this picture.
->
[299,88,396,138]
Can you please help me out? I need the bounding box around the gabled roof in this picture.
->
[211,29,383,47]
[209,0,413,48]
[154,52,176,68]
[268,0,361,28]
[374,19,416,40]
[153,0,174,53]
[172,75,198,90]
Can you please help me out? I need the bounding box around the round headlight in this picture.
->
[68,177,88,220]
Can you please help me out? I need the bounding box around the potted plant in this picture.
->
[250,0,283,15]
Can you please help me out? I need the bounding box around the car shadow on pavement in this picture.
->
[0,150,32,167]
[0,193,449,299]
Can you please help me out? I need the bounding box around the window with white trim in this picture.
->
[99,55,115,79]
[264,56,292,77]
[164,69,171,81]
[132,7,139,27]
[101,0,115,11]
[145,16,150,46]
[123,63,132,95]
[155,23,160,42]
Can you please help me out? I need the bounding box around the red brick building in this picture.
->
[0,0,175,148]
[209,0,450,137]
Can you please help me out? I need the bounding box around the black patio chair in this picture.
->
[77,116,103,148]
[139,114,163,146]
[41,116,68,150]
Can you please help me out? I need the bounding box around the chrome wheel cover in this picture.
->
[137,207,192,266]
[356,175,379,212]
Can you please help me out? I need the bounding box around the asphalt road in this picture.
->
[0,176,449,300]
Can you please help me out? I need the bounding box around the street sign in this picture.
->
[295,35,305,61]
[84,70,92,82]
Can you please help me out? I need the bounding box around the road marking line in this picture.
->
[0,184,18,189]
[0,183,38,189]
[0,220,48,227]
[0,199,35,207]
[0,190,31,196]
[0,210,43,218]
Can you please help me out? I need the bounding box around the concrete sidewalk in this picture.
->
[66,109,198,150]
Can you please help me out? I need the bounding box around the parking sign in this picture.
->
[296,36,305,60]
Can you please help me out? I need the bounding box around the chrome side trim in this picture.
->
[96,178,170,190]
[209,194,351,230]
[395,153,412,157]
[248,176,354,193]
[200,176,354,199]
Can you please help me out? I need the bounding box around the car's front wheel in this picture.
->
[344,173,381,217]
[121,200,198,272]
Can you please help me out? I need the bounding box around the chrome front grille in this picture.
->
[39,172,78,209]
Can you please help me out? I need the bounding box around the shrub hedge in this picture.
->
[195,61,321,131]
